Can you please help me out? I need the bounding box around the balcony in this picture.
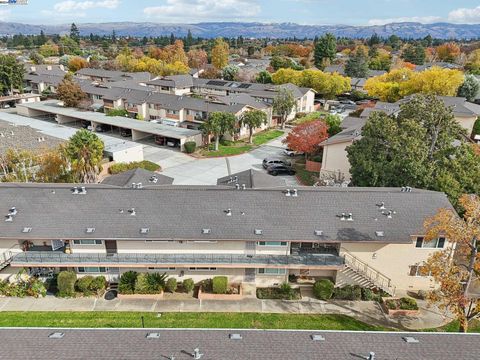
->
[11,252,345,269]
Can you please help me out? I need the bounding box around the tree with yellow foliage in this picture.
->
[436,42,461,63]
[365,67,464,102]
[465,49,480,75]
[67,56,88,72]
[211,38,229,69]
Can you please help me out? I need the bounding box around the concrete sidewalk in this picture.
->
[0,295,452,331]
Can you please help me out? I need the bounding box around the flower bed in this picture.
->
[198,284,243,300]
[381,297,420,316]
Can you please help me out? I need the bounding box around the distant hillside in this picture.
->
[0,21,479,39]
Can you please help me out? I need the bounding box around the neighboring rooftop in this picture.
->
[0,184,454,243]
[0,119,63,155]
[217,169,286,189]
[102,168,173,188]
[0,328,478,360]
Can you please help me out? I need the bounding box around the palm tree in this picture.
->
[240,110,267,144]
[64,129,104,183]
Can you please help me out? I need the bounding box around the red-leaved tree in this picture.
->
[284,120,329,159]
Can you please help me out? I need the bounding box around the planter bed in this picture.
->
[198,284,243,300]
[256,287,302,301]
[117,291,164,300]
[381,297,420,316]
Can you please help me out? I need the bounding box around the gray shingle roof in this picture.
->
[217,169,285,189]
[0,328,478,360]
[0,184,454,243]
[102,168,174,188]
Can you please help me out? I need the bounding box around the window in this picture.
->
[193,241,218,243]
[78,267,107,273]
[415,237,445,249]
[257,241,287,247]
[73,240,102,245]
[188,267,217,272]
[148,267,176,271]
[258,268,286,275]
[409,265,431,277]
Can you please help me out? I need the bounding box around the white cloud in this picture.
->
[143,0,261,22]
[448,6,480,24]
[53,0,120,13]
[368,16,442,26]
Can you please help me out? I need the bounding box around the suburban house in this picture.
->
[320,96,480,182]
[0,184,455,295]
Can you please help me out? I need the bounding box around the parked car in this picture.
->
[283,148,304,157]
[262,158,291,169]
[80,120,91,129]
[267,164,296,176]
[120,128,132,137]
[95,125,106,133]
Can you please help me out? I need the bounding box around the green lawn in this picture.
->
[0,312,385,331]
[200,130,284,157]
[423,319,480,333]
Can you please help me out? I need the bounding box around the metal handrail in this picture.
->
[12,251,345,267]
[0,250,13,267]
[341,248,396,295]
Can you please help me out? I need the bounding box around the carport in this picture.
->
[16,100,203,152]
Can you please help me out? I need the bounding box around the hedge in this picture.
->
[182,278,195,293]
[108,161,161,175]
[212,276,228,294]
[57,271,77,297]
[184,141,197,154]
[313,279,334,300]
[166,278,177,293]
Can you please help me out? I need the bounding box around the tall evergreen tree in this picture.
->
[70,23,80,43]
[313,33,337,70]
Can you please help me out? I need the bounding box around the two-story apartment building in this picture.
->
[0,184,455,294]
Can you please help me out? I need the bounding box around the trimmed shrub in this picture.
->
[361,288,374,301]
[75,276,94,295]
[182,278,195,293]
[106,108,128,117]
[109,160,161,175]
[90,276,106,294]
[135,272,167,294]
[313,279,334,300]
[166,278,177,293]
[399,297,418,310]
[57,271,77,297]
[280,282,292,295]
[118,271,138,294]
[333,285,361,301]
[184,141,197,154]
[212,276,228,294]
[352,285,362,301]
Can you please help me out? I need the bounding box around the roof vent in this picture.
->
[202,228,211,234]
[4,214,13,222]
[48,332,65,339]
[254,229,263,235]
[224,209,232,216]
[291,189,298,197]
[284,189,291,197]
[137,183,143,189]
[376,202,385,210]
[140,227,150,234]
[235,184,240,190]
[229,333,243,340]
[242,184,246,190]
[367,352,376,360]
[314,230,324,236]
[375,231,385,237]
[146,332,160,339]
[192,348,204,360]
[22,227,32,233]
[402,336,419,343]
[71,187,79,194]
[311,334,325,341]
[383,210,395,219]
[8,207,17,215]
[86,227,95,233]
[337,213,346,221]
[346,213,353,221]
[401,186,412,193]
[149,176,158,184]
[128,208,136,216]
[79,187,87,195]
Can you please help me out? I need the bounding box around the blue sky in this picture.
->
[2,0,480,25]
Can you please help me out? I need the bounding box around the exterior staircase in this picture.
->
[339,250,396,296]
[0,251,13,271]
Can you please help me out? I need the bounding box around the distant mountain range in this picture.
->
[1,21,479,39]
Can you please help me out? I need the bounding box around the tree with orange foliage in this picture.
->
[436,42,461,63]
[67,56,88,72]
[187,49,208,69]
[284,120,329,159]
[423,194,480,333]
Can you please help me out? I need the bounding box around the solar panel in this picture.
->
[238,84,251,89]
[206,80,227,87]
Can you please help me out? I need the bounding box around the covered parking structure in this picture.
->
[16,100,203,151]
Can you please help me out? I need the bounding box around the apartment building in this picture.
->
[0,184,454,294]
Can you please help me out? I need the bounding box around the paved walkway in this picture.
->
[0,295,452,331]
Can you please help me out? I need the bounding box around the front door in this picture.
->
[105,240,117,255]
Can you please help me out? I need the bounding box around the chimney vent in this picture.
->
[145,332,160,339]
[229,333,242,340]
[368,352,375,360]
[311,334,325,341]
[235,184,240,190]
[192,348,204,360]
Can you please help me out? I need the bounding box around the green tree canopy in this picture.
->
[256,70,272,84]
[347,95,480,207]
[0,55,24,95]
[314,33,337,70]
[457,74,480,102]
[201,112,237,151]
[273,88,296,130]
[64,129,104,183]
[345,47,369,78]
[240,110,268,143]
[401,44,426,65]
[57,73,86,108]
